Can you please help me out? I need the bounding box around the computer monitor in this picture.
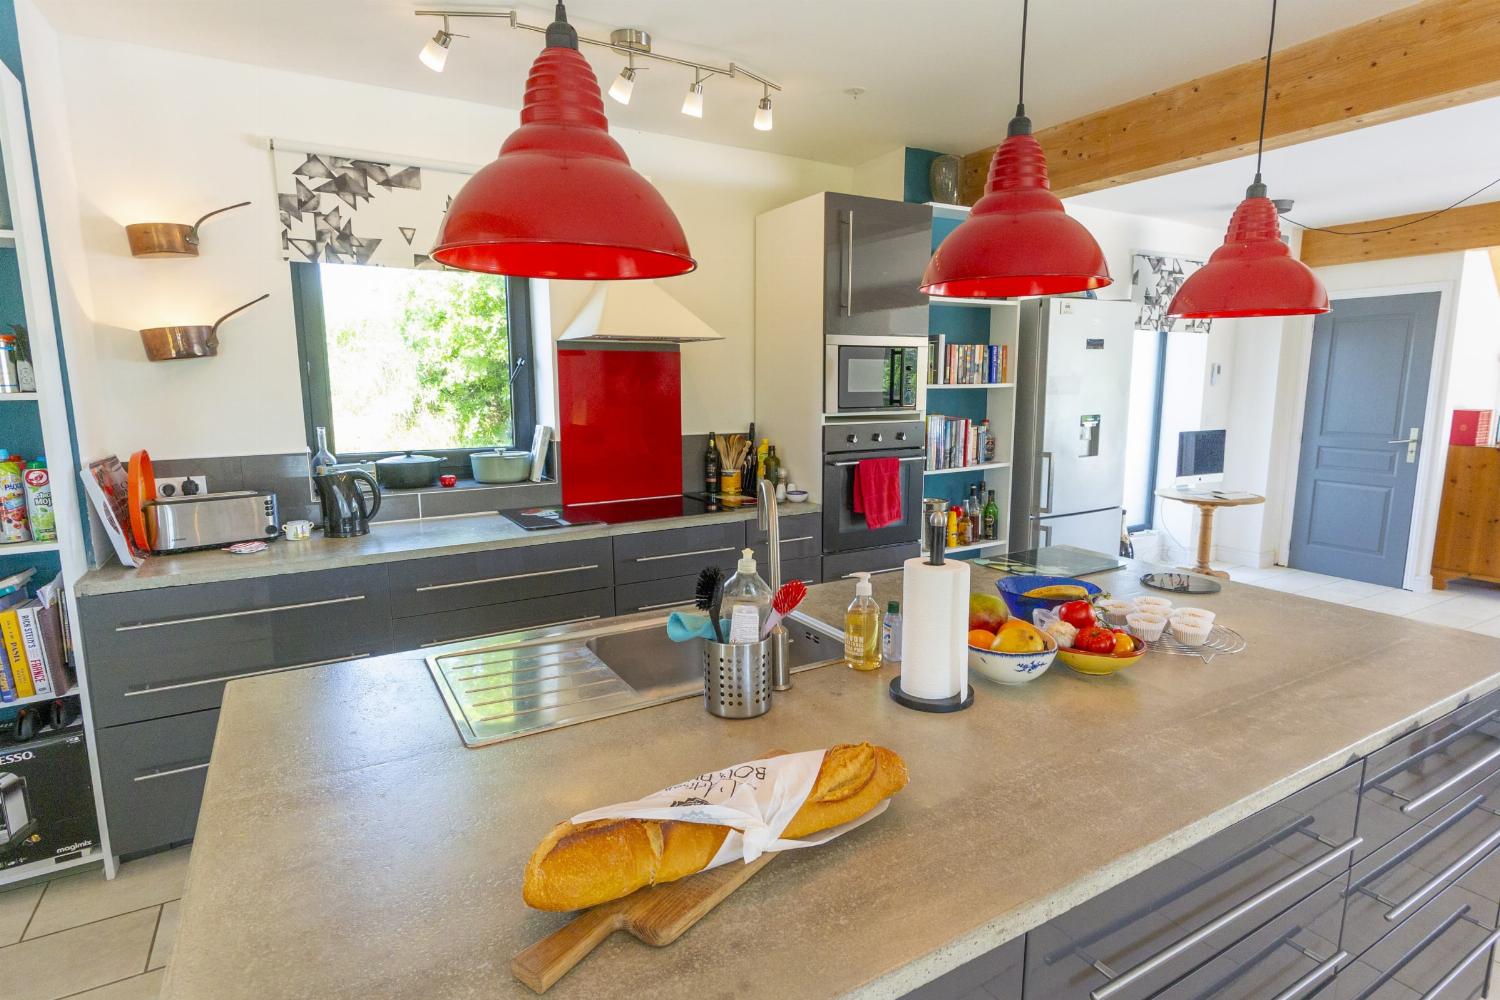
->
[1176,429,1225,487]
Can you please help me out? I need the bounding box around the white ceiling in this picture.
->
[1070,96,1500,230]
[34,0,1417,168]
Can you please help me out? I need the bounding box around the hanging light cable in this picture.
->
[1167,0,1327,319]
[431,3,695,279]
[919,0,1110,299]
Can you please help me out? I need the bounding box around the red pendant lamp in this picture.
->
[1168,0,1327,319]
[920,0,1110,299]
[431,4,695,280]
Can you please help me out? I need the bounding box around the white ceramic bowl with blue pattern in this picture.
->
[968,632,1058,686]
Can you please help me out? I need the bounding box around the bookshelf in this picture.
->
[0,63,111,884]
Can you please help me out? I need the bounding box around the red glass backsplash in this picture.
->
[558,348,682,505]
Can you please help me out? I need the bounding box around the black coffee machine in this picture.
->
[314,470,382,537]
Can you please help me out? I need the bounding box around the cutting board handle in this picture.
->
[512,901,630,995]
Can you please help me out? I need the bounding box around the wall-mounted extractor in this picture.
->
[558,281,722,344]
[138,293,269,362]
[124,201,250,258]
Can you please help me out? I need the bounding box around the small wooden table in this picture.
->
[1154,489,1266,579]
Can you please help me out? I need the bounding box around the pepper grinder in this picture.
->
[889,504,974,712]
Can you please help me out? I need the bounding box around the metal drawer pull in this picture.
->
[416,564,599,592]
[633,546,735,563]
[1368,710,1500,790]
[1385,824,1500,922]
[134,761,209,783]
[116,594,366,631]
[1420,927,1500,999]
[124,653,372,697]
[1269,950,1348,1000]
[1089,836,1362,1000]
[634,599,697,612]
[1400,742,1500,815]
[419,615,601,648]
[832,456,926,467]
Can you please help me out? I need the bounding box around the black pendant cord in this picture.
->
[1251,0,1277,190]
[1008,0,1032,135]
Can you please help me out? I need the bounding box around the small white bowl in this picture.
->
[785,490,809,504]
[969,633,1058,686]
[1125,611,1168,641]
[1170,607,1216,625]
[1171,617,1214,646]
[1131,595,1173,613]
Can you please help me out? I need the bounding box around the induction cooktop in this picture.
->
[502,493,752,530]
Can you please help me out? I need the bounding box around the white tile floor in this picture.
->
[0,569,1497,1000]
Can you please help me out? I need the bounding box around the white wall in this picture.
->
[851,147,907,201]
[30,31,853,460]
[1448,249,1500,420]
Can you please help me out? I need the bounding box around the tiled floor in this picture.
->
[0,846,185,1000]
[0,569,1497,1000]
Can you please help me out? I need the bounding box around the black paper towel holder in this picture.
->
[889,677,974,713]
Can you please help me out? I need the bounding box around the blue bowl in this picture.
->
[995,574,1102,622]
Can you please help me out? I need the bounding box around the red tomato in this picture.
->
[1074,626,1116,654]
[1058,600,1095,629]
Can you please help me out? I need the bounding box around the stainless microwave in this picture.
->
[824,336,926,416]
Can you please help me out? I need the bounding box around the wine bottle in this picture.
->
[312,426,337,475]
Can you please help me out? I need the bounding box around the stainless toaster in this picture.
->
[144,490,280,553]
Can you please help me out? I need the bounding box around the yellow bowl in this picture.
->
[1056,635,1146,676]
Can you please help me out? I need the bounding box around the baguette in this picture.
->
[522,743,908,911]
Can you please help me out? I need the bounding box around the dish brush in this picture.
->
[695,566,726,643]
[760,579,808,639]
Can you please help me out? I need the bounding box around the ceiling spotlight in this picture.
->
[755,94,773,131]
[609,56,637,105]
[682,72,705,118]
[419,17,454,73]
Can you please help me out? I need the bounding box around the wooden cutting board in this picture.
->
[511,851,778,994]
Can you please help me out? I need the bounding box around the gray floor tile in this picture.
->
[0,881,43,945]
[64,968,164,1000]
[0,907,158,1000]
[26,846,189,939]
[148,899,177,971]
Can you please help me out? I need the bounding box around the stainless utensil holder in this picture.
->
[703,639,772,719]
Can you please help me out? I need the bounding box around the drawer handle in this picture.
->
[1368,709,1500,792]
[1269,950,1348,1000]
[419,615,602,648]
[840,567,904,579]
[832,456,925,467]
[115,594,366,632]
[1420,926,1500,999]
[633,599,697,612]
[123,653,372,697]
[633,546,735,563]
[134,761,209,783]
[1089,836,1362,1000]
[415,564,600,593]
[770,535,816,545]
[1399,742,1500,815]
[1385,823,1500,922]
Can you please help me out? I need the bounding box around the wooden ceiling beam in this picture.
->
[959,0,1500,204]
[1299,200,1500,267]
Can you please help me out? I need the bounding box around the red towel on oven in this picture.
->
[852,457,902,530]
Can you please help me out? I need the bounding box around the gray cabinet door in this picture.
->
[386,537,612,617]
[824,193,932,339]
[899,934,1022,1000]
[748,512,822,566]
[82,566,391,727]
[613,521,745,585]
[391,588,614,650]
[822,543,917,581]
[96,709,219,857]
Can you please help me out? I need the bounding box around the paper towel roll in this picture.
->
[898,556,970,700]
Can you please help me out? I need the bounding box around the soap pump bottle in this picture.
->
[721,548,773,643]
[844,572,882,672]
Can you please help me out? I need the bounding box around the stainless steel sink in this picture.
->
[425,612,843,747]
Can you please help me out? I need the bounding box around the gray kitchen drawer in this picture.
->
[1024,762,1360,1000]
[898,933,1022,1000]
[95,709,219,858]
[1156,872,1349,1000]
[614,575,703,615]
[822,543,917,581]
[81,566,392,727]
[1333,878,1499,999]
[779,556,822,586]
[386,537,613,617]
[1359,690,1500,862]
[1345,768,1500,959]
[747,511,822,561]
[391,587,614,650]
[612,520,745,585]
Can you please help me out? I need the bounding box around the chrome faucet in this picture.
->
[757,476,791,690]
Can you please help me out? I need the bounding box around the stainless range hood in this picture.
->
[557,281,723,344]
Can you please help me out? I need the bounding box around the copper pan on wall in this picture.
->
[139,293,269,362]
[125,201,250,258]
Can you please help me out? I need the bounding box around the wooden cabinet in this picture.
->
[1432,445,1500,588]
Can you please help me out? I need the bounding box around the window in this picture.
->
[291,262,535,475]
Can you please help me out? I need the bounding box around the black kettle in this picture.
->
[314,469,382,538]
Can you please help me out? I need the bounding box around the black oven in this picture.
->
[821,420,926,554]
[824,336,926,415]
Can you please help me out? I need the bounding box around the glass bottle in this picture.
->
[981,419,997,463]
[881,601,902,665]
[763,445,781,490]
[704,431,720,496]
[312,426,337,475]
[983,490,999,541]
[946,506,960,549]
[844,573,882,671]
[968,485,983,541]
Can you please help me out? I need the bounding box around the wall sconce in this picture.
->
[125,201,250,258]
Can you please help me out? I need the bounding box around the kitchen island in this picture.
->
[161,561,1500,999]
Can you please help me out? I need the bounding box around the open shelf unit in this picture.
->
[0,62,110,885]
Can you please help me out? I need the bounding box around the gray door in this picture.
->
[1289,292,1439,586]
[823,193,932,339]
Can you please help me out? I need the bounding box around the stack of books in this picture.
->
[926,415,988,470]
[927,335,1008,385]
[0,570,72,703]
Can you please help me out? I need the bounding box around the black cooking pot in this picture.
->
[375,451,442,489]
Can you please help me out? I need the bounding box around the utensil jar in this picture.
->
[702,638,771,719]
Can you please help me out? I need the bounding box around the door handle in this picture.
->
[845,210,855,314]
[1388,427,1420,463]
[831,456,926,467]
[1040,451,1054,513]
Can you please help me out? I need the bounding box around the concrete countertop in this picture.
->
[163,561,1500,1000]
[75,502,821,597]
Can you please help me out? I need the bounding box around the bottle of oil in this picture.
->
[844,572,882,671]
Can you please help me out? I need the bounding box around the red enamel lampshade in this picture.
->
[920,121,1110,298]
[431,8,695,280]
[1168,188,1328,318]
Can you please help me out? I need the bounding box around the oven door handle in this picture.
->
[831,456,927,467]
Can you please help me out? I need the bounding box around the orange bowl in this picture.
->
[1056,635,1146,676]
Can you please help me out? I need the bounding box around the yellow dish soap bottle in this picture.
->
[844,572,882,671]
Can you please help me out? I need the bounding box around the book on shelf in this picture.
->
[927,334,946,385]
[926,414,988,470]
[0,574,72,701]
[1,604,31,698]
[926,342,1010,386]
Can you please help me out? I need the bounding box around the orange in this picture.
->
[967,628,997,649]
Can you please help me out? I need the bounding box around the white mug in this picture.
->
[283,519,313,540]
